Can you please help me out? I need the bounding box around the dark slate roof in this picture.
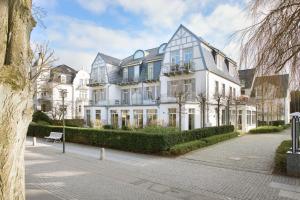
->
[50,64,77,83]
[201,47,240,84]
[99,53,121,66]
[119,47,164,66]
[251,74,289,98]
[238,68,256,89]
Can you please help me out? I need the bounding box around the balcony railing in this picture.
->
[117,77,140,86]
[87,79,106,87]
[162,61,195,76]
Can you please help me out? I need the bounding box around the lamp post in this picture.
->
[60,89,68,153]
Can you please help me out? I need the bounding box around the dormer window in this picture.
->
[123,68,128,81]
[158,43,167,54]
[133,50,144,60]
[148,63,154,80]
[61,74,66,83]
[225,59,229,70]
[212,49,217,62]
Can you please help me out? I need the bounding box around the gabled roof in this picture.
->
[238,68,256,89]
[51,64,77,74]
[50,64,77,83]
[174,24,240,84]
[98,53,121,66]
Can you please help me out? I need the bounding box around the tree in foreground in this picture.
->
[241,0,300,85]
[0,1,55,199]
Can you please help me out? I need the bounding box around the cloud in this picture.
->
[76,0,113,13]
[186,3,251,62]
[33,16,169,70]
[33,0,57,8]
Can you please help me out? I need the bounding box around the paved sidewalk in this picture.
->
[26,129,300,200]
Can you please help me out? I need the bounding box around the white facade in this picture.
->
[84,25,256,131]
[33,65,90,119]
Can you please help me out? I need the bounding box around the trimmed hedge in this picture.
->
[52,119,85,127]
[27,124,234,153]
[166,132,239,156]
[249,126,283,134]
[258,120,285,126]
[274,140,291,174]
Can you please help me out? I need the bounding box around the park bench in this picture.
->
[44,132,63,142]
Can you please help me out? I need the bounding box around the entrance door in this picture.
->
[86,110,91,126]
[188,108,195,130]
[111,111,118,128]
[238,110,242,130]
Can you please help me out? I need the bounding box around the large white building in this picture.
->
[84,25,257,131]
[33,64,90,119]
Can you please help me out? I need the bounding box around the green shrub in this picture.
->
[203,132,239,145]
[249,126,283,133]
[32,111,51,123]
[37,120,51,126]
[167,140,207,156]
[103,124,114,129]
[142,125,179,134]
[258,120,285,126]
[274,140,292,174]
[27,124,234,154]
[166,132,239,156]
[51,119,85,127]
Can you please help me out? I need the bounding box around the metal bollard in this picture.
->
[100,148,105,160]
[33,137,37,146]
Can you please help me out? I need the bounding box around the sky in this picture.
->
[32,0,251,71]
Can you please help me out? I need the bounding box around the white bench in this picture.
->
[44,132,63,142]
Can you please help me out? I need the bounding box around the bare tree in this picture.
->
[240,0,300,82]
[174,89,186,132]
[214,93,223,127]
[197,93,207,128]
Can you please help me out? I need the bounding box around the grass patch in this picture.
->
[164,132,239,156]
[274,140,291,174]
[249,126,284,134]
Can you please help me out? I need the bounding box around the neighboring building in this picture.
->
[33,64,90,119]
[84,25,256,131]
[239,69,290,124]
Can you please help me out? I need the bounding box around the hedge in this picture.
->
[274,140,291,174]
[27,124,234,154]
[258,120,285,126]
[249,126,283,134]
[52,119,85,127]
[166,132,239,156]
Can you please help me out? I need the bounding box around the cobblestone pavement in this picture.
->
[26,129,300,200]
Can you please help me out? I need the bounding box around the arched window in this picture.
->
[133,50,144,60]
[158,43,167,54]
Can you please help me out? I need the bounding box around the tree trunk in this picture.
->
[0,0,35,199]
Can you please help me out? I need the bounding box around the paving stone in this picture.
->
[25,129,300,200]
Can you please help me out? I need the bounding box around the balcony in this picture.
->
[87,79,106,87]
[117,77,140,86]
[163,61,195,76]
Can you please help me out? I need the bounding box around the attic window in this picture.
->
[211,49,217,63]
[158,43,167,54]
[225,59,229,70]
[133,50,144,60]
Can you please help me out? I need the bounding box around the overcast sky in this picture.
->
[32,0,251,71]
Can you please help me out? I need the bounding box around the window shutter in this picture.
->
[103,88,106,100]
[167,81,171,97]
